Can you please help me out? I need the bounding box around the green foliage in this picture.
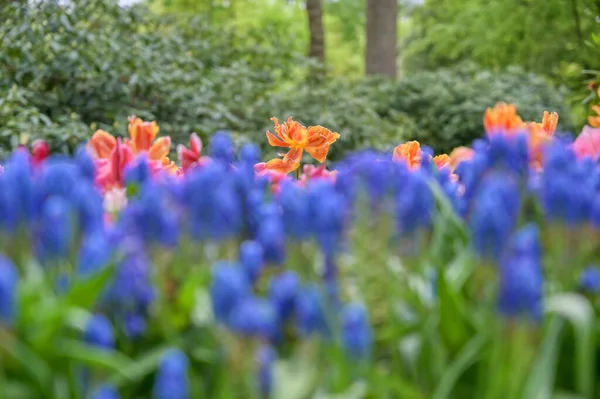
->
[0,0,303,152]
[403,0,600,82]
[260,76,418,161]
[389,64,573,153]
[0,86,89,158]
[0,0,414,159]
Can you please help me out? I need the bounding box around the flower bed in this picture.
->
[1,103,600,398]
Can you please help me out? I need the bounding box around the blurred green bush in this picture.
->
[0,1,572,160]
[0,0,412,160]
[389,63,573,153]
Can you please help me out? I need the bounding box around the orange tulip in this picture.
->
[127,116,160,153]
[263,156,301,175]
[588,105,600,128]
[263,117,340,174]
[392,141,422,169]
[433,154,451,169]
[483,103,524,134]
[88,130,117,159]
[449,146,474,169]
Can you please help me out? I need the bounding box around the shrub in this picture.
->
[0,0,305,152]
[256,77,419,161]
[389,63,573,153]
[0,86,90,158]
[0,0,418,160]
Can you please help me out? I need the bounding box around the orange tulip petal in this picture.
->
[449,146,474,168]
[87,130,116,159]
[589,116,600,128]
[267,117,340,164]
[483,103,523,133]
[393,141,422,169]
[541,111,559,135]
[162,157,179,174]
[305,126,340,163]
[590,106,600,128]
[282,147,303,164]
[128,116,160,153]
[148,136,171,161]
[305,145,331,163]
[264,157,300,175]
[433,154,451,169]
[266,132,291,148]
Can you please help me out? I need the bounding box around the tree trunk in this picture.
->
[306,0,325,63]
[365,0,398,78]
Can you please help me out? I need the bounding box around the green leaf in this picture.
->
[445,248,475,291]
[437,270,471,353]
[2,382,37,399]
[522,318,564,399]
[108,346,171,388]
[592,33,600,48]
[0,336,52,391]
[545,293,595,398]
[272,359,317,399]
[56,339,132,374]
[431,333,486,399]
[62,263,115,309]
[316,382,367,399]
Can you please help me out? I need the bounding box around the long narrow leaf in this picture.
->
[431,333,487,399]
[108,346,171,388]
[56,339,132,374]
[522,318,564,399]
[0,337,51,391]
[62,263,115,309]
[545,293,595,398]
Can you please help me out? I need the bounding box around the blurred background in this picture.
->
[1,0,599,160]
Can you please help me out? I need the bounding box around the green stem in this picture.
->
[295,165,300,180]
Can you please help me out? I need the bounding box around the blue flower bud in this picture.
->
[153,349,189,399]
[103,239,154,328]
[541,143,595,225]
[469,174,520,261]
[37,158,80,201]
[210,262,250,323]
[89,384,120,399]
[269,271,300,321]
[395,170,434,234]
[124,155,151,186]
[240,240,264,284]
[209,131,235,165]
[84,314,115,350]
[580,266,600,294]
[0,255,18,326]
[255,345,277,397]
[341,303,372,359]
[3,149,34,225]
[257,205,286,265]
[277,181,311,240]
[77,231,113,277]
[73,182,105,234]
[487,133,529,176]
[123,313,147,339]
[296,284,328,337]
[308,181,346,256]
[74,144,95,182]
[240,143,261,166]
[229,296,279,341]
[498,226,543,320]
[38,196,72,260]
[0,174,18,232]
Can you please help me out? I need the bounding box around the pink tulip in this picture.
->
[572,125,600,161]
